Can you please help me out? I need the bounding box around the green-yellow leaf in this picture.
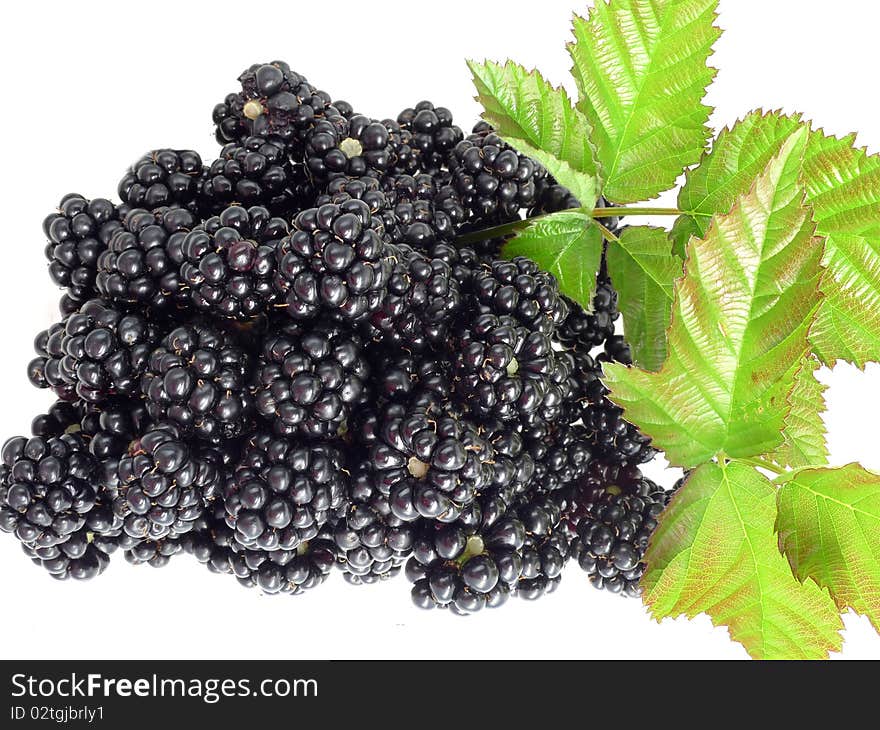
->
[569,0,720,204]
[603,129,822,467]
[503,211,603,309]
[671,110,804,256]
[643,461,844,660]
[468,60,599,207]
[777,464,880,633]
[605,226,682,371]
[767,356,828,469]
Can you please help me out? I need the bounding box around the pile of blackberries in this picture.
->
[3,61,673,612]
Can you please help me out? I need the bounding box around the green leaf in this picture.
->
[605,226,682,371]
[810,234,880,368]
[777,464,880,633]
[643,461,843,660]
[671,110,804,257]
[503,211,603,309]
[568,0,721,204]
[603,128,822,467]
[468,60,600,207]
[767,357,828,469]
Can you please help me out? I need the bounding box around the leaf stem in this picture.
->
[734,456,786,476]
[594,221,619,242]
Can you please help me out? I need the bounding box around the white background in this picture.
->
[0,0,877,660]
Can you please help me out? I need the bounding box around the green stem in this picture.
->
[594,220,619,242]
[735,456,786,476]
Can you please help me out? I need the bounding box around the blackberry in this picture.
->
[177,204,289,319]
[199,136,309,216]
[54,299,163,403]
[113,422,222,542]
[212,61,333,154]
[381,174,465,247]
[452,312,565,422]
[31,400,81,439]
[365,245,462,351]
[0,433,101,549]
[43,194,127,304]
[118,150,204,213]
[274,200,394,322]
[516,496,569,600]
[407,512,525,614]
[527,424,593,494]
[556,275,620,351]
[557,459,644,540]
[253,321,369,438]
[22,538,112,581]
[396,101,463,174]
[530,182,581,215]
[426,241,482,289]
[96,206,196,310]
[598,334,633,366]
[225,537,337,595]
[141,322,254,442]
[581,378,656,465]
[222,433,346,552]
[367,399,495,523]
[304,113,394,183]
[571,476,670,597]
[333,465,415,583]
[123,536,183,568]
[361,347,453,410]
[78,397,151,458]
[471,257,569,336]
[449,130,545,224]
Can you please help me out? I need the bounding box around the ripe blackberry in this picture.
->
[426,241,482,289]
[452,312,565,423]
[516,496,570,600]
[222,433,346,552]
[78,397,151,458]
[396,101,463,174]
[381,174,465,247]
[96,206,196,310]
[361,347,453,410]
[123,536,183,568]
[43,194,127,304]
[22,538,112,581]
[528,424,593,494]
[0,433,101,549]
[407,513,525,614]
[113,422,222,542]
[226,537,338,595]
[333,465,416,584]
[471,257,569,336]
[598,334,633,366]
[571,477,670,597]
[118,150,204,213]
[274,200,394,323]
[556,275,620,351]
[304,113,395,183]
[253,320,369,438]
[580,378,656,465]
[367,399,495,523]
[314,175,398,239]
[212,61,333,154]
[54,299,163,403]
[177,204,289,319]
[365,245,462,351]
[141,322,254,443]
[199,136,309,216]
[31,400,81,439]
[530,182,581,215]
[448,130,545,224]
[556,459,644,540]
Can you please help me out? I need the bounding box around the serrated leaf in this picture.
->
[468,60,600,207]
[777,464,880,633]
[810,234,880,368]
[671,110,804,256]
[605,226,682,371]
[603,129,823,467]
[568,0,720,204]
[767,357,828,469]
[643,461,843,660]
[503,211,603,309]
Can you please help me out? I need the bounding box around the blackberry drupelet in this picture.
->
[222,433,346,552]
[199,136,308,216]
[118,150,204,213]
[274,199,394,322]
[43,194,127,305]
[97,206,196,310]
[114,422,222,542]
[471,257,569,337]
[396,101,463,174]
[55,298,164,403]
[407,512,526,614]
[141,322,254,442]
[212,61,333,154]
[571,476,670,597]
[253,320,369,438]
[0,433,101,549]
[177,204,289,319]
[304,114,395,183]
